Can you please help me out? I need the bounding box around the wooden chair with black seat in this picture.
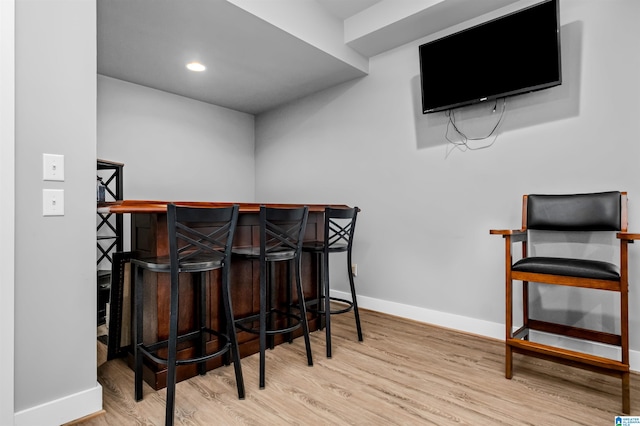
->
[490,191,639,414]
[131,204,245,426]
[302,206,362,358]
[233,205,313,389]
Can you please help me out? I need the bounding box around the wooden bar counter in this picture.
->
[99,200,350,390]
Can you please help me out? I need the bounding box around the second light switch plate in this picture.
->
[43,153,64,181]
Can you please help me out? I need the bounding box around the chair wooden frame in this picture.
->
[490,191,639,414]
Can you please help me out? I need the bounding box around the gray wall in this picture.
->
[254,0,640,353]
[14,0,99,422]
[0,0,16,424]
[98,75,256,203]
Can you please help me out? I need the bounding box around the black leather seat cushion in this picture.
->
[131,254,223,273]
[302,240,348,253]
[232,246,296,261]
[512,256,620,281]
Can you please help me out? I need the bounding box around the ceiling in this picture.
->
[316,0,382,20]
[97,0,522,115]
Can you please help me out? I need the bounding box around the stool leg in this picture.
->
[197,272,207,376]
[165,271,180,426]
[623,371,630,414]
[286,260,293,344]
[505,277,513,380]
[324,252,332,358]
[133,264,144,402]
[316,252,324,331]
[295,256,313,367]
[259,256,267,389]
[221,264,245,399]
[347,248,363,342]
[220,283,231,368]
[268,262,275,351]
[621,279,630,414]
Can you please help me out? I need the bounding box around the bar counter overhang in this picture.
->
[99,200,352,390]
[98,200,351,215]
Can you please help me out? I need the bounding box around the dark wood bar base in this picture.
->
[101,201,347,390]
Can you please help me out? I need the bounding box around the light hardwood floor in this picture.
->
[77,309,639,425]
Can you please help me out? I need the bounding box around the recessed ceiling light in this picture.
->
[186,62,206,72]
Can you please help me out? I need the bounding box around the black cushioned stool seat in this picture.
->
[512,257,620,281]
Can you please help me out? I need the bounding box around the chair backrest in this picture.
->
[260,206,309,258]
[167,203,240,269]
[523,191,625,232]
[324,206,358,252]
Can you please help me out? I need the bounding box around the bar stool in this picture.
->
[303,206,362,358]
[132,204,245,426]
[233,205,313,389]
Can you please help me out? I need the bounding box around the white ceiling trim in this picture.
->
[345,0,522,57]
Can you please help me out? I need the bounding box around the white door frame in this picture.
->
[0,0,16,424]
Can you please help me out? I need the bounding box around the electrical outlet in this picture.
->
[351,264,357,277]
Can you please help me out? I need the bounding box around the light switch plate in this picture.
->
[43,189,64,216]
[43,153,64,181]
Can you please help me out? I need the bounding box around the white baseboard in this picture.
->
[333,290,640,372]
[14,382,102,426]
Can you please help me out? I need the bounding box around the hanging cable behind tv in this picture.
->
[445,97,507,151]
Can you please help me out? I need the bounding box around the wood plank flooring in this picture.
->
[77,309,640,425]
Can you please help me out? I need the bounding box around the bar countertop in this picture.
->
[98,200,352,214]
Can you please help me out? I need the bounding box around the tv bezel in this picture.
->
[419,0,562,114]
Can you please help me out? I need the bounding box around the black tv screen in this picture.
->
[419,0,561,114]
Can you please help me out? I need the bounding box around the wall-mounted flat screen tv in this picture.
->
[419,0,561,114]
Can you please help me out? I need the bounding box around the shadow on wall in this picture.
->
[527,286,619,337]
[527,229,619,334]
[412,20,584,151]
